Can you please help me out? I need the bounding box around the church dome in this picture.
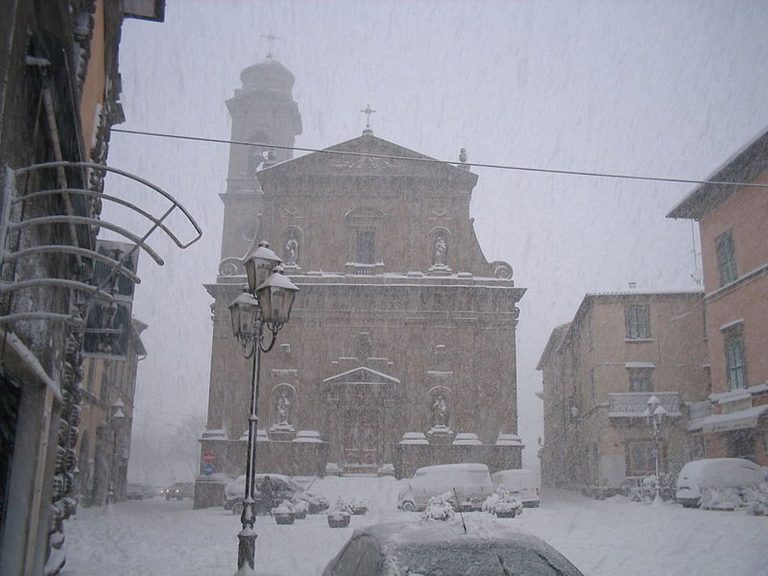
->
[240,56,295,93]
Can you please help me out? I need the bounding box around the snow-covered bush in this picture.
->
[483,489,523,518]
[744,482,768,516]
[333,497,353,514]
[421,492,455,521]
[290,497,310,518]
[350,497,368,515]
[296,492,329,513]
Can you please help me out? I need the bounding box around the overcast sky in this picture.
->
[105,0,768,481]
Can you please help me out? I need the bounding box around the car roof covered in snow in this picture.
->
[678,458,763,486]
[353,518,549,549]
[414,463,490,475]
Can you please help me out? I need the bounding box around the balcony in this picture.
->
[608,392,681,418]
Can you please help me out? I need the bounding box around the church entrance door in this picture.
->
[341,407,378,473]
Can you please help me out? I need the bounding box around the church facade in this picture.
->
[195,56,525,507]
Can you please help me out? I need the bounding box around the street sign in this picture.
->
[201,463,215,476]
[202,450,216,464]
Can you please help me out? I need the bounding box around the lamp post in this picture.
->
[104,398,125,508]
[229,240,298,576]
[644,395,667,502]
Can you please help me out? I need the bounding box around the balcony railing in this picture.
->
[608,392,681,418]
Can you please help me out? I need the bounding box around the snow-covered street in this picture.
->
[62,477,767,576]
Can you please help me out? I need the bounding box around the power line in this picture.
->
[112,127,768,190]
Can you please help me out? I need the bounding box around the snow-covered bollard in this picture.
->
[421,492,455,521]
[272,500,295,525]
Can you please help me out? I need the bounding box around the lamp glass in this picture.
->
[243,242,282,292]
[229,292,259,340]
[256,273,298,325]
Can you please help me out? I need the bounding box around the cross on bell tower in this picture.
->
[361,104,376,135]
[262,32,280,59]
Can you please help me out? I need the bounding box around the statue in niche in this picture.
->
[276,391,292,426]
[433,235,447,266]
[284,235,299,266]
[431,394,449,428]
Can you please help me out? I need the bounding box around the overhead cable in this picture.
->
[112,128,768,189]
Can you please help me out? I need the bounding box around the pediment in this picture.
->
[256,134,477,187]
[322,366,400,386]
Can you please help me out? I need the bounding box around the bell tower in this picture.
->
[218,54,302,262]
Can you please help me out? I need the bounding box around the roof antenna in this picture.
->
[452,487,467,534]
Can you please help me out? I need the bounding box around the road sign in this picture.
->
[202,450,216,464]
[201,463,215,476]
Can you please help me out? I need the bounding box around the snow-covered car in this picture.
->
[125,483,145,500]
[164,482,194,501]
[492,468,541,507]
[675,458,764,509]
[321,518,586,576]
[398,463,494,511]
[223,473,308,515]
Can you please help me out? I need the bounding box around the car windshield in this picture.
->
[395,542,578,576]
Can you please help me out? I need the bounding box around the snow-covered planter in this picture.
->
[272,501,295,525]
[290,497,309,519]
[297,492,329,514]
[421,492,455,521]
[350,497,368,515]
[326,510,351,528]
[327,498,353,527]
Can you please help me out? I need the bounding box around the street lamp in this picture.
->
[229,240,298,576]
[104,398,125,508]
[643,395,667,502]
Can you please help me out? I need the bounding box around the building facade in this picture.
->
[0,2,189,573]
[537,292,709,495]
[667,129,768,466]
[75,319,146,507]
[196,56,525,507]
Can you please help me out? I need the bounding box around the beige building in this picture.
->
[196,56,525,507]
[538,292,709,495]
[667,128,768,466]
[76,319,147,507]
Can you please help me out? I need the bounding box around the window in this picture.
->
[725,335,747,390]
[626,439,666,476]
[716,230,737,286]
[625,304,651,340]
[628,368,653,392]
[728,430,755,462]
[355,229,375,264]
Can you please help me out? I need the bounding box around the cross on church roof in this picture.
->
[361,104,376,135]
[262,32,280,58]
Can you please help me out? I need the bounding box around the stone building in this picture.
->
[76,319,147,506]
[196,56,525,506]
[537,292,710,496]
[667,128,768,465]
[0,2,201,572]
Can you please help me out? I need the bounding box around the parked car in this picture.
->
[491,468,541,507]
[676,458,764,509]
[224,474,308,515]
[397,463,494,511]
[164,482,194,501]
[322,518,585,576]
[125,483,146,500]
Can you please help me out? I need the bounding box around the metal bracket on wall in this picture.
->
[0,161,202,326]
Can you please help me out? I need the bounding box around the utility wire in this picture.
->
[112,127,768,190]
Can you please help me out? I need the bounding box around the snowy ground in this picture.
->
[63,477,767,576]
